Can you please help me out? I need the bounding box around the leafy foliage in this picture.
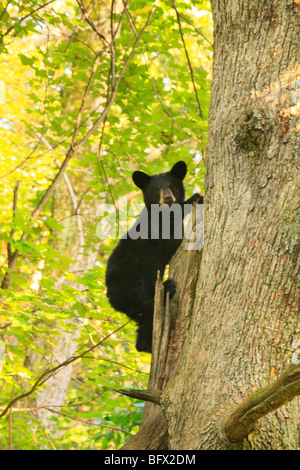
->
[0,0,212,449]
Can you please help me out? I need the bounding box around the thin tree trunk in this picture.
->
[121,0,300,450]
[26,172,98,430]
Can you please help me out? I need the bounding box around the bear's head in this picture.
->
[132,161,187,207]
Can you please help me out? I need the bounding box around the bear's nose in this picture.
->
[164,195,173,205]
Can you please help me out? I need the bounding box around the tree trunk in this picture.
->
[26,171,98,430]
[121,0,300,450]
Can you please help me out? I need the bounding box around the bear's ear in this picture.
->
[170,161,187,181]
[132,171,151,190]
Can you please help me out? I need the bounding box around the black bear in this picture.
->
[105,161,203,353]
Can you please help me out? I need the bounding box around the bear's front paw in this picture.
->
[191,193,204,204]
[163,279,177,300]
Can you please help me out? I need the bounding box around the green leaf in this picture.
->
[44,217,64,231]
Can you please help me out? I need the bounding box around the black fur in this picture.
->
[105,161,203,353]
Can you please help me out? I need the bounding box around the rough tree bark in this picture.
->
[120,0,300,450]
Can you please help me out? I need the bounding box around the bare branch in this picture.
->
[8,179,20,245]
[61,168,85,249]
[121,0,195,140]
[110,0,116,89]
[31,145,76,221]
[0,0,56,43]
[0,391,104,412]
[75,187,91,214]
[0,133,71,180]
[225,364,300,443]
[76,0,108,45]
[72,53,101,144]
[1,180,20,290]
[31,48,100,221]
[45,408,133,435]
[0,0,13,22]
[114,388,162,405]
[0,322,129,419]
[78,3,157,147]
[82,355,148,375]
[177,12,213,47]
[98,118,118,211]
[8,387,15,450]
[171,0,206,121]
